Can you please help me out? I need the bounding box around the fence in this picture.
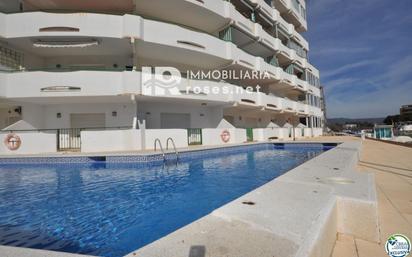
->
[57,128,82,151]
[187,128,202,145]
[246,128,254,142]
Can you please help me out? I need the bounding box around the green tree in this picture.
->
[383,115,400,125]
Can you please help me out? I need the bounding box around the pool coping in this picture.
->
[0,141,377,257]
[0,141,337,164]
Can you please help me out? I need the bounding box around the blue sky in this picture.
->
[305,0,412,118]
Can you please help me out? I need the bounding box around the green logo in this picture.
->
[385,234,411,257]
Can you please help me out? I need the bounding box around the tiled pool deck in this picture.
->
[300,137,412,257]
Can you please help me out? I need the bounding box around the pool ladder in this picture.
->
[154,138,179,162]
[166,137,179,161]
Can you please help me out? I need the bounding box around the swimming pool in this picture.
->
[0,143,334,257]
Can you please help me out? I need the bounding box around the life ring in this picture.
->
[4,133,21,151]
[220,130,231,143]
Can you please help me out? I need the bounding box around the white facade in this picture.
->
[0,0,324,154]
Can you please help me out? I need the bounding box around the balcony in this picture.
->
[273,0,290,13]
[228,4,257,38]
[295,102,309,116]
[308,105,323,117]
[0,68,238,105]
[280,71,297,88]
[0,12,142,39]
[256,58,282,82]
[249,0,275,22]
[281,98,296,113]
[261,94,282,112]
[273,0,307,32]
[140,73,233,104]
[0,12,320,100]
[0,10,312,73]
[135,0,229,33]
[295,78,308,92]
[0,69,140,99]
[231,90,264,110]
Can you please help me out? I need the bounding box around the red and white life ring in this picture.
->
[220,130,231,143]
[4,133,21,151]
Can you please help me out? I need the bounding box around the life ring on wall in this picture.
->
[220,130,231,143]
[4,133,21,151]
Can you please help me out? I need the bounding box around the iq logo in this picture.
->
[385,234,411,257]
[142,67,182,96]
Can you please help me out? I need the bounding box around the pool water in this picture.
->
[0,144,332,257]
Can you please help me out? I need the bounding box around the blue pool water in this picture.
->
[0,144,333,256]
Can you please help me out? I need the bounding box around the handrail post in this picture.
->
[166,137,179,160]
[154,138,165,161]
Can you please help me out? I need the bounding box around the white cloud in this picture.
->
[327,84,412,118]
[310,47,371,58]
[307,0,412,118]
[322,59,377,78]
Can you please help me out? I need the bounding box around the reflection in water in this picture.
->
[0,146,327,257]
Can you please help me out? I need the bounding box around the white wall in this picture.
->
[0,131,57,154]
[0,72,6,98]
[223,110,303,129]
[0,107,21,129]
[278,128,292,140]
[294,128,305,138]
[4,71,138,98]
[42,103,135,129]
[81,129,141,152]
[0,126,323,155]
[145,129,188,150]
[254,128,281,141]
[138,102,223,129]
[233,128,247,143]
[1,12,142,39]
[304,128,312,137]
[8,103,136,130]
[21,103,45,129]
[313,128,323,137]
[223,110,273,128]
[202,128,246,146]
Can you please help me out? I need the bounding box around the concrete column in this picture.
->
[138,118,146,150]
[310,116,314,137]
[130,37,138,70]
[133,96,146,150]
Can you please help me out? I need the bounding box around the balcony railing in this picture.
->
[0,66,132,73]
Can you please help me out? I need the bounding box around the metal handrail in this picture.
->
[166,137,179,160]
[1,126,132,133]
[154,138,165,161]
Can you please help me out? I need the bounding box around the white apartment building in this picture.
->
[0,0,324,154]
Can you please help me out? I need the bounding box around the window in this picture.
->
[306,71,321,88]
[301,6,306,20]
[160,113,191,129]
[0,44,23,69]
[292,0,300,11]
